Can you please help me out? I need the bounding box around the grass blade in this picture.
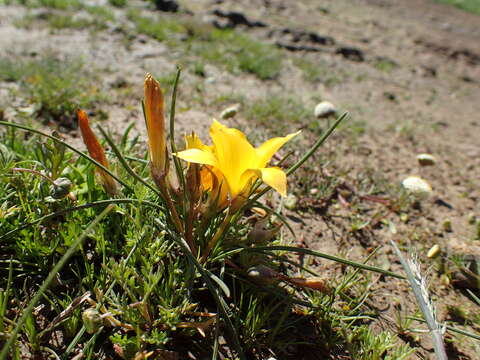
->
[390,240,447,360]
[243,245,405,279]
[97,125,162,198]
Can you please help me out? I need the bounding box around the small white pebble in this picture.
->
[417,153,436,166]
[220,104,240,119]
[402,176,432,199]
[427,244,441,258]
[314,101,337,118]
[284,194,298,210]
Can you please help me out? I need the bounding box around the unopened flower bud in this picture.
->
[144,73,167,187]
[82,308,103,334]
[287,277,332,293]
[78,110,118,196]
[50,177,72,199]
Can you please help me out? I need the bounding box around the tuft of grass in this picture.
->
[374,57,398,73]
[193,29,282,80]
[85,5,115,22]
[14,6,113,31]
[127,9,186,43]
[435,0,480,15]
[126,10,282,80]
[108,0,126,7]
[294,57,344,86]
[46,14,102,30]
[246,95,310,132]
[10,0,83,10]
[0,54,104,125]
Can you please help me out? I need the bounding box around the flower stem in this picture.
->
[201,211,233,262]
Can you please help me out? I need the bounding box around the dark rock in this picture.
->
[275,41,328,52]
[336,47,364,61]
[450,48,480,65]
[383,92,396,102]
[271,27,335,45]
[460,75,475,83]
[269,27,335,52]
[211,9,267,28]
[111,77,129,89]
[153,0,179,12]
[434,198,454,209]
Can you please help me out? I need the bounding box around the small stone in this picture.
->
[284,194,298,210]
[247,265,279,285]
[309,188,318,195]
[314,101,337,118]
[417,153,436,166]
[427,244,441,258]
[50,177,72,199]
[153,0,179,12]
[220,104,240,119]
[401,176,432,199]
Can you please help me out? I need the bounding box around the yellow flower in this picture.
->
[175,120,299,200]
[144,73,167,182]
[77,109,118,195]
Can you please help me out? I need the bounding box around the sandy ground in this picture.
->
[1,0,479,358]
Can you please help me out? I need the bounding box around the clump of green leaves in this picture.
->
[193,29,282,80]
[435,0,480,15]
[0,72,424,360]
[0,54,104,126]
[127,9,186,43]
[294,57,345,86]
[5,0,82,9]
[246,95,310,132]
[109,0,126,7]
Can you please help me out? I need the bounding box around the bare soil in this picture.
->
[1,0,479,358]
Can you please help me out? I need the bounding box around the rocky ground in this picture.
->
[1,0,479,358]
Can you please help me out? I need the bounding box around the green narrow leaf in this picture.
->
[244,245,405,279]
[97,125,162,198]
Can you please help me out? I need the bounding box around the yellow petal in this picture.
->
[255,167,288,197]
[185,132,211,151]
[210,120,256,197]
[255,131,301,168]
[174,148,218,167]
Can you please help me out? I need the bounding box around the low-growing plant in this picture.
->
[192,29,282,80]
[127,8,186,43]
[245,95,311,133]
[109,0,126,7]
[435,0,480,15]
[0,54,104,126]
[0,70,433,360]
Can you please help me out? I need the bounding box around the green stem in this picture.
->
[201,212,233,262]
